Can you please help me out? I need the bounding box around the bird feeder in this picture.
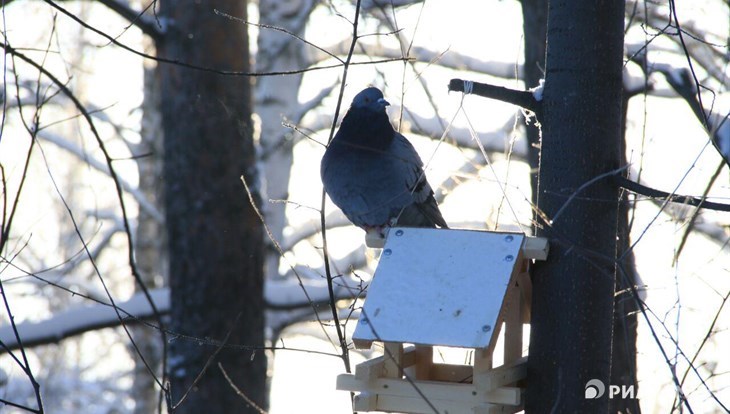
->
[336,228,549,414]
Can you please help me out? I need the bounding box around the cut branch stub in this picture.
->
[448,78,542,118]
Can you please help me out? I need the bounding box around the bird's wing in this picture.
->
[321,141,403,228]
[388,133,448,228]
[389,132,431,203]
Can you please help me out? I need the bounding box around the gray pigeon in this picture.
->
[321,87,448,235]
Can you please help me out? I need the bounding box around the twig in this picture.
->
[4,40,169,393]
[37,0,407,78]
[320,0,366,378]
[214,9,341,64]
[218,363,268,414]
[172,314,242,410]
[551,166,630,224]
[239,175,340,351]
[673,160,725,264]
[97,0,162,40]
[37,131,163,222]
[1,50,45,414]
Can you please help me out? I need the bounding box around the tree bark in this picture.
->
[527,1,625,412]
[256,0,317,279]
[158,0,267,412]
[130,38,167,414]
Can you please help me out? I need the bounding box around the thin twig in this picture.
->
[172,314,242,410]
[218,363,268,414]
[240,174,340,351]
[5,40,169,393]
[37,0,407,78]
[320,0,366,378]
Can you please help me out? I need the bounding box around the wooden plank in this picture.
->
[521,236,549,260]
[336,373,356,391]
[473,403,524,414]
[354,355,385,383]
[415,346,433,380]
[474,347,492,372]
[337,375,522,406]
[484,245,527,357]
[405,345,433,380]
[430,363,473,383]
[354,345,420,384]
[503,284,523,364]
[517,269,532,323]
[353,391,378,411]
[401,346,418,368]
[375,393,478,414]
[353,338,373,350]
[383,342,404,378]
[474,357,528,392]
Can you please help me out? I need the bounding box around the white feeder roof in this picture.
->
[353,228,526,350]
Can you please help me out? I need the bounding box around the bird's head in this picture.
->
[351,87,390,112]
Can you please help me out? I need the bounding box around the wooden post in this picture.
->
[503,282,524,364]
[383,342,404,378]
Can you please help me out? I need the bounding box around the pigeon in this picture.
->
[321,87,448,237]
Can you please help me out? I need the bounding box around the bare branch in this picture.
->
[37,131,164,222]
[93,0,163,40]
[617,176,730,212]
[448,78,542,115]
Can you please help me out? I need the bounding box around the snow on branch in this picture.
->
[0,277,363,353]
[0,289,169,352]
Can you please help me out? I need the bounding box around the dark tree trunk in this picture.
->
[526,1,625,412]
[158,0,267,412]
[131,40,166,414]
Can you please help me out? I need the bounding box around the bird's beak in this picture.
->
[378,98,390,107]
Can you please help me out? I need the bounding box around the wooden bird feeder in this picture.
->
[336,228,549,414]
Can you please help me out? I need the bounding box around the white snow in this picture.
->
[529,78,545,101]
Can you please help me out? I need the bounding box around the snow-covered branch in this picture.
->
[0,289,168,352]
[0,276,364,352]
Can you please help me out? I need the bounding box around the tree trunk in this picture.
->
[130,38,166,414]
[158,0,267,412]
[256,0,317,279]
[527,1,625,412]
